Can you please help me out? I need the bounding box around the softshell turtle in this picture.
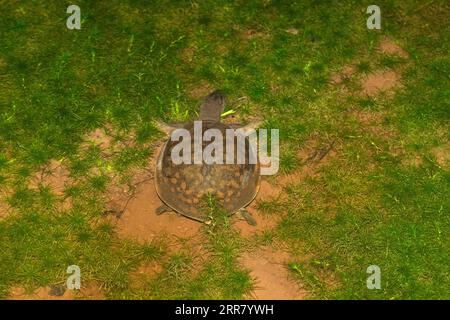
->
[154,90,261,225]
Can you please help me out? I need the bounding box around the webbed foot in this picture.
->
[239,208,257,226]
[156,204,171,215]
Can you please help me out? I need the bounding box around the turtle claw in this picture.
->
[239,208,257,226]
[155,204,171,215]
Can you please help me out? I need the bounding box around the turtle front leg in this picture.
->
[239,208,257,226]
[155,204,171,215]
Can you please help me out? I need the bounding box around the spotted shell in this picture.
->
[155,121,260,222]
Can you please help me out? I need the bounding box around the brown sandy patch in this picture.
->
[331,37,407,96]
[109,144,202,249]
[379,38,409,59]
[85,128,113,150]
[23,126,124,213]
[129,261,163,289]
[431,142,450,168]
[29,159,71,196]
[97,141,210,288]
[0,200,12,218]
[27,127,109,192]
[330,65,355,85]
[256,179,283,201]
[115,177,202,245]
[81,126,135,159]
[26,159,73,211]
[8,283,104,300]
[239,246,306,300]
[361,70,401,97]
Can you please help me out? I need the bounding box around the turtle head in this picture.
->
[199,90,226,122]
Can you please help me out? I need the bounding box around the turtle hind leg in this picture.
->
[155,204,171,215]
[239,208,257,226]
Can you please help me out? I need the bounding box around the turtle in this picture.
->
[154,90,261,225]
